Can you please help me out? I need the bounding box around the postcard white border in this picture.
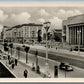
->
[0,1,84,82]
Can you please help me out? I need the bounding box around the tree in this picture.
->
[54,32,61,42]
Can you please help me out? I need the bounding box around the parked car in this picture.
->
[59,62,73,71]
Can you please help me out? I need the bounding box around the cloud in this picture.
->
[57,9,82,19]
[49,16,62,29]
[10,12,31,25]
[39,9,49,17]
[0,10,8,23]
[38,18,45,23]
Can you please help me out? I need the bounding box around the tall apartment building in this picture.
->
[3,23,43,43]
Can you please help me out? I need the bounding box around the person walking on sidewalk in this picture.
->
[32,63,35,71]
[24,69,28,78]
[11,60,15,69]
[56,47,57,50]
[37,65,40,74]
[8,55,10,60]
[15,59,17,66]
[12,63,15,69]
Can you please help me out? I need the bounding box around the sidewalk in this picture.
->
[1,49,52,78]
[1,58,43,78]
[1,50,44,78]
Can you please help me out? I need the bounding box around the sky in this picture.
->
[0,7,84,32]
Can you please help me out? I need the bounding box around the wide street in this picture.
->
[1,43,84,78]
[14,43,84,69]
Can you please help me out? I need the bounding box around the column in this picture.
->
[71,27,73,44]
[75,26,77,44]
[66,26,69,43]
[76,26,77,44]
[73,27,75,44]
[79,26,82,45]
[83,25,84,45]
[80,26,82,45]
[69,27,70,44]
[82,26,83,45]
[77,26,78,44]
[69,27,71,44]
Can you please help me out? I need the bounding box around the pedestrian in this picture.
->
[24,69,28,78]
[43,74,46,78]
[8,55,10,60]
[56,47,57,50]
[15,59,17,66]
[70,48,72,52]
[9,59,11,65]
[48,73,51,78]
[11,60,14,64]
[32,63,35,71]
[37,65,40,74]
[12,63,15,69]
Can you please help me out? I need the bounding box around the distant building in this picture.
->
[1,26,10,41]
[4,23,43,43]
[43,29,62,42]
[62,14,84,45]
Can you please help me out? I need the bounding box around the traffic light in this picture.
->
[4,43,8,51]
[25,46,30,53]
[9,43,13,48]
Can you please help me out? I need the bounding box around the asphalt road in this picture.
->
[1,43,84,78]
[8,48,84,78]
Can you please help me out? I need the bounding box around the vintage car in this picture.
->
[59,62,73,71]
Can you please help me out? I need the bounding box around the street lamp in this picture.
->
[43,22,51,76]
[77,30,81,56]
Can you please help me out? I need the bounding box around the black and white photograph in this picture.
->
[0,2,84,79]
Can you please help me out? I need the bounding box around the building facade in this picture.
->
[3,23,43,43]
[1,26,10,42]
[62,14,84,45]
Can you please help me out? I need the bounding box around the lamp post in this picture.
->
[43,22,51,76]
[77,30,81,56]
